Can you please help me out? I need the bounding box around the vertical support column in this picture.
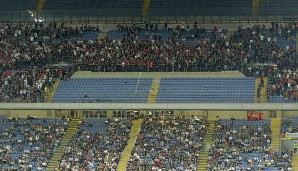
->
[276,110,282,118]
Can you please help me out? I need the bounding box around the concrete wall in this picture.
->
[9,110,55,118]
[0,109,296,119]
[207,110,271,119]
[284,111,298,117]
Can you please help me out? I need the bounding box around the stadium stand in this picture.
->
[281,117,298,136]
[55,118,131,170]
[41,0,253,17]
[156,78,255,103]
[52,78,152,103]
[260,0,298,16]
[2,1,298,171]
[0,116,68,170]
[230,24,296,68]
[0,22,295,103]
[126,115,206,170]
[0,0,37,10]
[208,118,293,171]
[43,0,143,16]
[149,0,251,16]
[267,68,298,103]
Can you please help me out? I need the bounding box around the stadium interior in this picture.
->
[1,0,298,171]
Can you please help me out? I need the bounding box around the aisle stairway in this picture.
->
[46,119,80,171]
[292,153,298,171]
[44,78,60,103]
[142,0,151,16]
[271,118,281,152]
[254,77,268,103]
[147,79,160,103]
[296,32,298,56]
[252,0,260,16]
[262,77,268,102]
[36,0,46,11]
[98,32,107,40]
[116,119,142,171]
[196,119,216,171]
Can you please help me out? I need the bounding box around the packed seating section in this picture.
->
[0,116,68,170]
[126,115,206,170]
[208,118,292,171]
[267,69,298,103]
[52,78,152,103]
[56,118,131,170]
[157,78,255,103]
[0,22,296,103]
[281,117,298,137]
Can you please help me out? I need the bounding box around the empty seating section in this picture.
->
[43,0,143,16]
[82,31,100,40]
[57,118,131,170]
[107,30,174,42]
[268,96,298,103]
[0,117,67,170]
[208,119,292,171]
[281,117,298,134]
[156,78,255,103]
[67,30,100,41]
[126,116,205,170]
[107,29,228,45]
[52,78,152,103]
[106,30,128,40]
[277,37,295,49]
[0,0,37,10]
[260,0,298,15]
[149,0,251,16]
[3,0,298,16]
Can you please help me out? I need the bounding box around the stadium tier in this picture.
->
[149,0,251,16]
[208,119,292,171]
[56,118,131,170]
[281,117,298,135]
[43,0,143,16]
[126,115,206,170]
[156,78,255,103]
[0,22,296,103]
[259,0,298,16]
[52,78,152,103]
[0,0,37,10]
[0,117,67,170]
[106,28,228,45]
[2,0,298,170]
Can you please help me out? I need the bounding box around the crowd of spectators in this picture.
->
[208,118,292,171]
[231,23,296,67]
[56,118,131,170]
[0,23,78,102]
[281,118,298,137]
[0,22,296,102]
[266,67,298,102]
[0,116,68,170]
[126,114,206,171]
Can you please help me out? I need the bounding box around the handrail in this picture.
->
[1,103,298,110]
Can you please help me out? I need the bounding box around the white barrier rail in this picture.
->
[0,103,297,111]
